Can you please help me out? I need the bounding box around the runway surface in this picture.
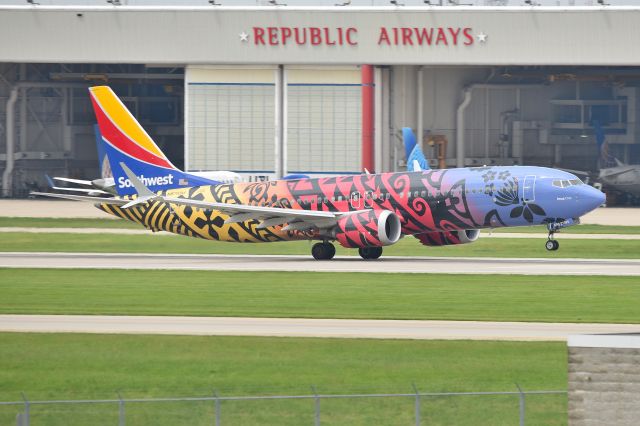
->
[2,227,640,239]
[1,315,637,341]
[1,252,638,275]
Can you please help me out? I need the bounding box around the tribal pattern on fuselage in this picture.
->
[98,166,554,243]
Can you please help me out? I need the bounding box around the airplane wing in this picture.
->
[52,177,94,186]
[161,195,365,231]
[34,162,369,233]
[31,192,129,205]
[47,186,111,196]
[116,162,363,231]
[600,166,638,178]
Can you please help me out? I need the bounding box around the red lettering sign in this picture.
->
[249,26,476,48]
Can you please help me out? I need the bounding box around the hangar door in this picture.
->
[185,66,361,178]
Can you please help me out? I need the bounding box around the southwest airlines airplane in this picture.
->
[34,86,605,260]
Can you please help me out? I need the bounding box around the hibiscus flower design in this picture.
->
[482,171,497,183]
[510,202,546,223]
[484,183,496,196]
[494,178,547,223]
[498,170,511,180]
[470,166,494,172]
[494,179,519,206]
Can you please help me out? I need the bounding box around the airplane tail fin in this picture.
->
[88,86,218,195]
[94,124,113,180]
[402,127,429,171]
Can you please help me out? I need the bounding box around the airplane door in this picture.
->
[364,191,374,207]
[523,175,536,203]
[350,191,362,209]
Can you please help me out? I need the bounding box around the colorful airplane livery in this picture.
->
[35,86,606,260]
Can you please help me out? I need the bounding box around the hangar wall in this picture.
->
[186,65,361,178]
[4,7,640,66]
[390,66,639,171]
[2,6,640,197]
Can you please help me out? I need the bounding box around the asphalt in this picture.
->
[1,252,638,275]
[2,227,640,239]
[1,315,637,341]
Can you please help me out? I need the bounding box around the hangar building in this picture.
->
[1,3,640,196]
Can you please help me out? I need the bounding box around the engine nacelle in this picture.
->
[415,229,480,246]
[332,210,402,248]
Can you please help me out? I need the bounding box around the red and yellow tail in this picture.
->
[88,86,176,170]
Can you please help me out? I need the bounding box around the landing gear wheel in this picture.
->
[545,239,560,251]
[358,247,383,260]
[312,242,336,260]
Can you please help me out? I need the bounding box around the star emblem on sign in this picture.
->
[477,32,487,43]
[239,31,249,42]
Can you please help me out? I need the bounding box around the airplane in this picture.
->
[564,120,640,203]
[33,86,606,259]
[402,127,429,172]
[593,121,640,200]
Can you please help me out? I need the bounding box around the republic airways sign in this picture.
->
[240,27,487,47]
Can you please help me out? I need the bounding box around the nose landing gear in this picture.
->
[545,237,559,251]
[545,220,570,251]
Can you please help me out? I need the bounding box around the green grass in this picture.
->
[1,231,639,258]
[2,269,639,323]
[0,333,567,425]
[0,217,139,229]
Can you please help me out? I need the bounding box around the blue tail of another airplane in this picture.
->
[402,127,429,171]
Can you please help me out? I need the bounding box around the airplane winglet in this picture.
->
[119,163,160,208]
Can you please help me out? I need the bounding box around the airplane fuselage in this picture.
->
[99,165,605,244]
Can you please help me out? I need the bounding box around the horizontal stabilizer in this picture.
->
[30,192,129,205]
[52,177,94,186]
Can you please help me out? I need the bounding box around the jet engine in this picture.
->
[332,209,402,248]
[415,229,480,246]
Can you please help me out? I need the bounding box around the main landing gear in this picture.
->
[358,247,383,260]
[312,242,336,260]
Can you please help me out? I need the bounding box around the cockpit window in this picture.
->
[553,178,583,188]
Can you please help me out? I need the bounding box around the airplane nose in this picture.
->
[579,185,606,213]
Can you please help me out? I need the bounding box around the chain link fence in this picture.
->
[2,386,566,426]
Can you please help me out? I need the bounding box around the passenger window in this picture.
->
[338,196,343,202]
[414,191,419,197]
[421,190,426,197]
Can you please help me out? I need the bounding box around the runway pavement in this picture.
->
[1,252,638,275]
[1,315,637,341]
[2,227,640,239]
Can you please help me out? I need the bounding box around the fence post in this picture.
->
[117,391,125,426]
[412,383,420,426]
[20,393,29,426]
[311,385,320,426]
[516,384,525,426]
[213,390,221,426]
